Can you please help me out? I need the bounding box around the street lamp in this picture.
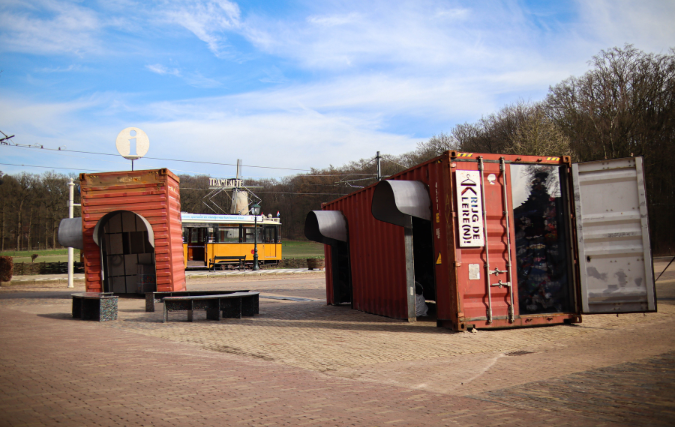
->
[251,203,261,271]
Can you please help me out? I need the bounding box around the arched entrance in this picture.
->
[94,210,156,294]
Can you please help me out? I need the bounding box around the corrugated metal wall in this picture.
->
[80,169,186,293]
[324,154,456,321]
[325,187,408,319]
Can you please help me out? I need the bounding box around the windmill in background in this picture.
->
[203,159,263,215]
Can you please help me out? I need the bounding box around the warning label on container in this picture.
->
[455,170,485,248]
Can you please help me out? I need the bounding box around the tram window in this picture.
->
[218,226,241,243]
[190,228,207,243]
[182,228,187,243]
[207,227,214,243]
[264,226,277,244]
[243,226,262,243]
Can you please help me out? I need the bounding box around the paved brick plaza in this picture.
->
[1,262,674,426]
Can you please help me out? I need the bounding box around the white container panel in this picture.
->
[572,157,655,314]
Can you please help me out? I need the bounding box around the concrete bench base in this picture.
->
[163,292,259,323]
[72,293,118,322]
[146,290,250,312]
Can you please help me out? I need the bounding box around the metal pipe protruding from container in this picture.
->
[478,157,493,323]
[500,157,515,322]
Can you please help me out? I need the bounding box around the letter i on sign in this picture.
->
[129,130,137,156]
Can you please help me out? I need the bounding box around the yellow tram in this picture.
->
[181,213,282,268]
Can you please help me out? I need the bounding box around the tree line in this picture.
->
[0,172,79,252]
[1,45,673,254]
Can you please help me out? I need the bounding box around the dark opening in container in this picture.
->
[510,164,572,314]
[331,240,352,305]
[412,216,436,303]
[97,211,156,295]
[304,210,352,305]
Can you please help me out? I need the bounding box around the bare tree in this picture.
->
[546,44,675,253]
[507,106,573,159]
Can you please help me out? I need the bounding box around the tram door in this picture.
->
[187,227,207,266]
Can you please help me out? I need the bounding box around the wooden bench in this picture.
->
[72,293,118,322]
[145,290,250,312]
[162,292,259,323]
[209,255,246,271]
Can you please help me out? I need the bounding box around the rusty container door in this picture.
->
[452,157,515,328]
[450,153,578,330]
[80,169,186,293]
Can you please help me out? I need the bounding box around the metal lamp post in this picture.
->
[251,203,261,271]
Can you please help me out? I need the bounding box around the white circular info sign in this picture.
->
[115,127,150,160]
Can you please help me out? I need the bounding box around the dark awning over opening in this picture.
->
[371,180,431,226]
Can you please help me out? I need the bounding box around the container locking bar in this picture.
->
[478,157,493,324]
[500,157,515,323]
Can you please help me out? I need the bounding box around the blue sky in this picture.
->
[1,0,673,180]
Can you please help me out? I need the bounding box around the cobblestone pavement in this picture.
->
[0,262,673,426]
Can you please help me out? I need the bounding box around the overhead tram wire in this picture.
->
[2,141,374,175]
[180,188,348,196]
[3,142,308,171]
[0,162,105,172]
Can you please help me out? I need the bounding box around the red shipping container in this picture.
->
[79,169,185,294]
[306,151,656,331]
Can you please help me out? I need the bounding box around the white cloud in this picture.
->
[160,0,242,57]
[183,72,222,88]
[37,64,84,73]
[146,64,181,76]
[0,0,100,55]
[145,64,222,88]
[575,0,675,54]
[241,1,507,71]
[0,87,421,177]
[306,13,362,28]
[142,113,418,176]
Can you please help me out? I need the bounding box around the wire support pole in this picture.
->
[67,179,81,288]
[376,151,381,181]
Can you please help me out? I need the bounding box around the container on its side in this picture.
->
[308,151,656,331]
[79,169,185,294]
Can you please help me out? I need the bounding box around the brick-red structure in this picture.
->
[79,169,185,293]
